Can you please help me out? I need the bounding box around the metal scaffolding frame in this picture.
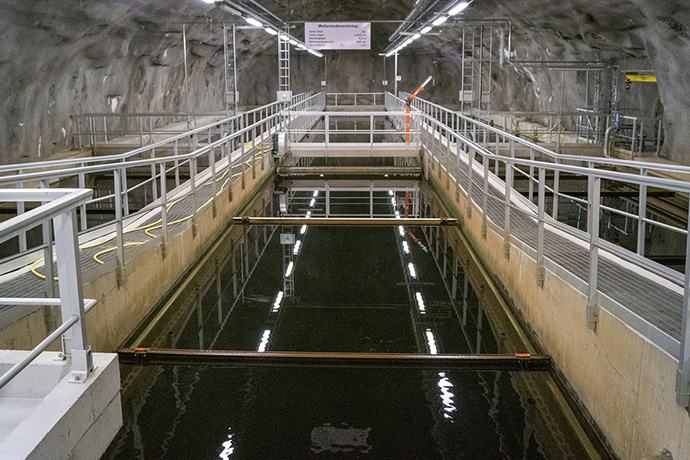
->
[223,24,239,115]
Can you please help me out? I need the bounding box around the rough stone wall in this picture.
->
[0,0,689,163]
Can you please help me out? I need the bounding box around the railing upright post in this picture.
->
[78,169,87,231]
[16,173,27,252]
[160,162,168,257]
[467,147,474,219]
[504,157,512,258]
[587,174,601,329]
[528,149,535,202]
[325,114,329,156]
[637,168,648,256]
[113,169,126,285]
[676,194,690,407]
[552,161,560,219]
[536,168,546,286]
[150,149,158,201]
[190,156,198,235]
[174,139,180,187]
[482,153,489,239]
[52,208,93,382]
[40,179,55,297]
[121,163,129,216]
[89,116,96,153]
[210,146,218,216]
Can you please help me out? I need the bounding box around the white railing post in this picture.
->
[676,194,690,406]
[504,157,512,258]
[53,208,93,382]
[16,173,27,252]
[160,162,168,257]
[40,179,55,297]
[637,168,648,256]
[113,169,126,285]
[536,167,546,286]
[482,154,489,239]
[587,174,601,329]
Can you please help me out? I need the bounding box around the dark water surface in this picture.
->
[104,189,595,459]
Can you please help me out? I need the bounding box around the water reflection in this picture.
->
[106,180,599,460]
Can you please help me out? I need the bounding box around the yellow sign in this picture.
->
[626,74,657,83]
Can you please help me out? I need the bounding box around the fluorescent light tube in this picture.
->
[432,16,448,26]
[449,1,469,15]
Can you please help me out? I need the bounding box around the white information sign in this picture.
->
[305,22,371,50]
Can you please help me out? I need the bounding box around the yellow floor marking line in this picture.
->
[93,242,146,264]
[30,148,266,278]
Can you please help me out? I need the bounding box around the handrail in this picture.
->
[402,92,680,176]
[0,92,315,174]
[385,91,690,406]
[0,189,92,243]
[0,95,325,186]
[0,189,96,389]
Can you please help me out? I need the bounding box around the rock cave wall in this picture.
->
[0,0,689,163]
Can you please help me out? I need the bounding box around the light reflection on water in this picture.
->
[104,185,596,460]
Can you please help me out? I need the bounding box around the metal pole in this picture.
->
[536,167,546,286]
[160,163,168,256]
[113,169,125,284]
[637,168,647,256]
[183,24,190,129]
[394,52,398,98]
[504,156,512,258]
[677,194,690,406]
[586,174,601,329]
[53,208,93,381]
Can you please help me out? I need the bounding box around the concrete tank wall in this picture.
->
[425,150,690,460]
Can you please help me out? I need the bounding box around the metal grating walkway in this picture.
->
[0,146,268,321]
[427,141,683,342]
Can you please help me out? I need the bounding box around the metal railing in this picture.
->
[0,188,96,389]
[0,92,326,290]
[326,92,386,107]
[287,111,419,146]
[385,91,690,406]
[71,92,316,150]
[400,92,688,256]
[614,114,664,157]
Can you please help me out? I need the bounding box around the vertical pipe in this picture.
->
[394,52,398,98]
[183,24,190,125]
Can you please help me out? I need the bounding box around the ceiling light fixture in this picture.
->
[245,17,262,27]
[448,1,469,15]
[432,16,448,26]
[264,27,278,35]
[420,25,433,34]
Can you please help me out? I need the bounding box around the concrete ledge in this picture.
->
[0,351,122,460]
